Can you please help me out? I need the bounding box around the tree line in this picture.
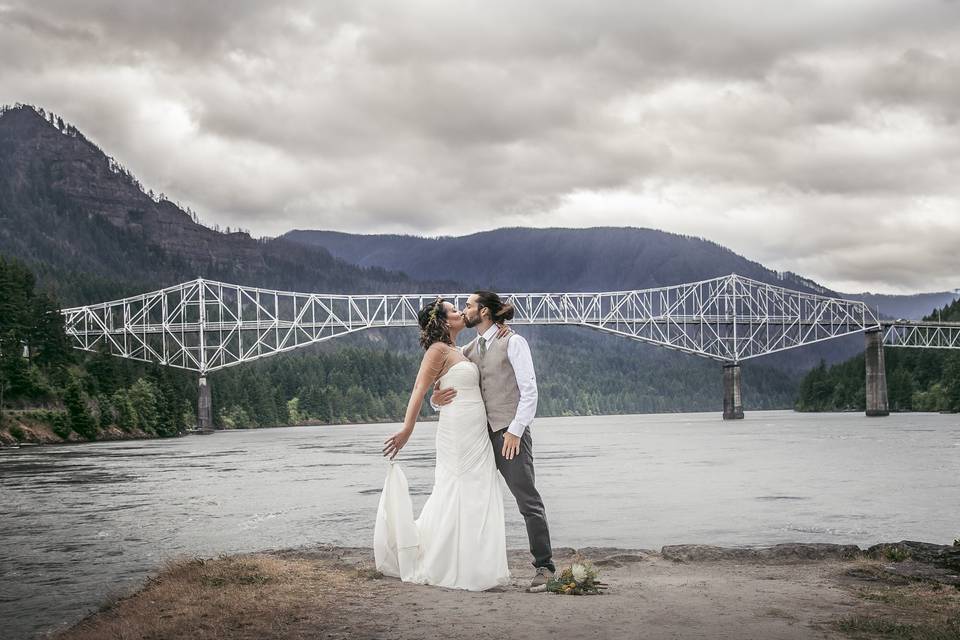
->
[796,298,960,412]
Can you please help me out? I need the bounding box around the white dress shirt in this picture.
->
[432,325,539,437]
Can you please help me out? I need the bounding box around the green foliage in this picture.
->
[0,256,71,402]
[50,411,71,439]
[219,404,252,429]
[287,397,304,424]
[883,547,911,562]
[797,347,960,413]
[8,424,24,440]
[128,378,160,434]
[64,380,97,440]
[111,388,138,431]
[180,400,196,430]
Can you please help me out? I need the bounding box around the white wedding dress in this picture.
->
[374,360,511,591]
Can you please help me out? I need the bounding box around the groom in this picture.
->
[432,290,555,588]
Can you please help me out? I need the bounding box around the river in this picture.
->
[1,410,958,638]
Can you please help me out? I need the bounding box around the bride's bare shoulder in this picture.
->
[423,342,454,359]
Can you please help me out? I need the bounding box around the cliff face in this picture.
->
[0,105,263,269]
[0,105,434,304]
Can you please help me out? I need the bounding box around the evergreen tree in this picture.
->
[129,378,160,434]
[64,379,97,439]
[945,353,960,412]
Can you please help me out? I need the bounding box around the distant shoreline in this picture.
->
[3,407,957,449]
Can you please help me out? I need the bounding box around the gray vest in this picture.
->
[463,333,521,432]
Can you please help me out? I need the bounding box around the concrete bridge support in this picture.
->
[723,363,744,420]
[198,376,213,430]
[864,328,889,417]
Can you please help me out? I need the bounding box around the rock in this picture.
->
[866,540,960,573]
[878,560,960,586]
[842,565,911,585]
[661,543,861,563]
[601,554,648,564]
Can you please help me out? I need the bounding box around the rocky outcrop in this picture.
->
[0,105,233,265]
[865,540,960,585]
[658,540,960,586]
[661,543,862,563]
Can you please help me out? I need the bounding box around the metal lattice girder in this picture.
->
[59,274,957,374]
[60,279,480,374]
[508,274,882,361]
[883,322,960,349]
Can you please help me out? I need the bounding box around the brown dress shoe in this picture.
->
[529,566,554,587]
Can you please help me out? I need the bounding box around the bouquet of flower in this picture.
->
[545,561,606,595]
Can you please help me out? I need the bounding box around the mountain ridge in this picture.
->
[0,104,448,305]
[282,228,955,318]
[283,227,827,292]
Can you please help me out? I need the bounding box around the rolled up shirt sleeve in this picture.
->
[505,334,538,437]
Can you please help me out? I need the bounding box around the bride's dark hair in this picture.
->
[418,298,453,350]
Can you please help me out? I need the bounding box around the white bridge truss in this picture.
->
[60,274,960,374]
[882,322,960,350]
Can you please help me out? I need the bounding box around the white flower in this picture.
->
[571,563,588,583]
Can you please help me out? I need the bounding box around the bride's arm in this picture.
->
[382,345,446,459]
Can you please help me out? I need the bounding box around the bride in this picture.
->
[375,298,511,591]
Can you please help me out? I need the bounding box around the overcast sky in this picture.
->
[2,1,959,293]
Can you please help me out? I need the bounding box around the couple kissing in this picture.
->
[375,290,554,591]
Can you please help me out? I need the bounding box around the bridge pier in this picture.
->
[723,363,744,420]
[864,328,889,417]
[197,376,213,430]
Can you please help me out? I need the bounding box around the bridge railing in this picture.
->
[882,321,960,349]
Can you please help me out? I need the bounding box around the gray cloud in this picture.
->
[1,0,959,293]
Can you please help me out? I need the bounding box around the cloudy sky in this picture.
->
[2,1,959,293]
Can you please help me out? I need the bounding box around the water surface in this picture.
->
[1,410,958,638]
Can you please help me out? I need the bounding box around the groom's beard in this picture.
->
[463,312,480,328]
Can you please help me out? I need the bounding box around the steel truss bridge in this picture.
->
[60,274,960,421]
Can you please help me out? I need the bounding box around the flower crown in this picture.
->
[427,297,443,323]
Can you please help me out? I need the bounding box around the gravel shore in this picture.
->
[51,542,960,640]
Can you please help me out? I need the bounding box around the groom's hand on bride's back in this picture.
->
[432,383,457,406]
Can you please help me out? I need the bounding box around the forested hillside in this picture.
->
[283,228,957,321]
[796,298,960,412]
[283,228,825,293]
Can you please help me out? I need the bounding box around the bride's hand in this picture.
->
[495,322,512,339]
[383,428,413,460]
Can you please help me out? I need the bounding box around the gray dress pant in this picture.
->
[489,426,555,573]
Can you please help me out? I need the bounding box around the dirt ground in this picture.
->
[51,545,960,640]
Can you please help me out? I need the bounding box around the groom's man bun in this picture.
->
[474,290,515,322]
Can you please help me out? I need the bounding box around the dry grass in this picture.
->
[833,559,960,639]
[55,553,386,640]
[54,550,960,640]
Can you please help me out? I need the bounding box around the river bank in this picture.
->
[0,411,157,446]
[50,542,960,640]
[0,413,422,448]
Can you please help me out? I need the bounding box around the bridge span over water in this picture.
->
[61,274,960,425]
